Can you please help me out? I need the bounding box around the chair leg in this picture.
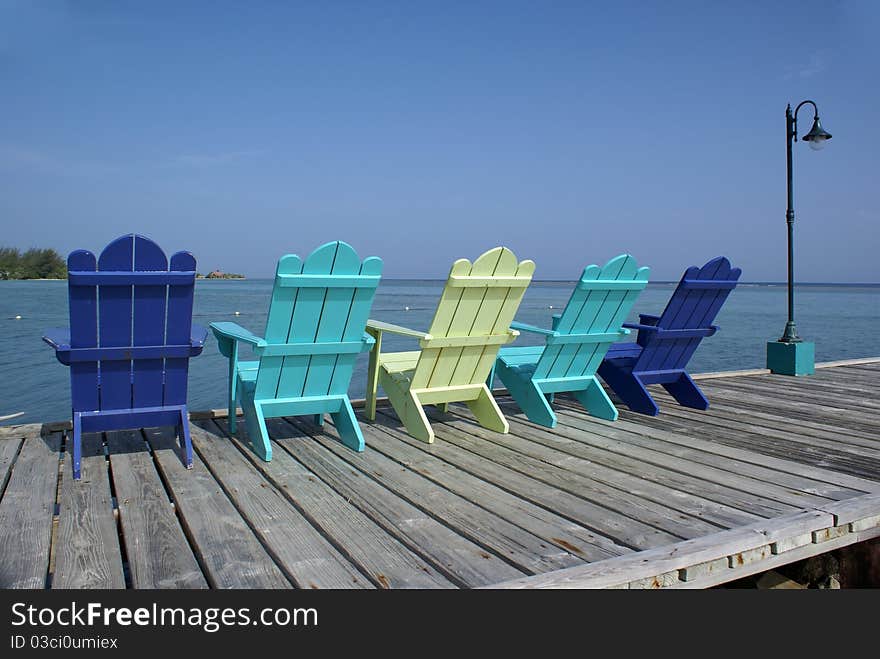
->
[227,344,239,434]
[466,384,509,434]
[241,394,272,461]
[598,362,660,416]
[178,408,194,469]
[662,372,709,410]
[436,403,449,414]
[572,377,618,421]
[495,362,556,428]
[330,398,365,452]
[399,390,434,443]
[382,374,434,443]
[72,412,83,481]
[365,330,382,421]
[313,414,325,427]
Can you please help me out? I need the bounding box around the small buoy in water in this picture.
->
[548,305,553,309]
[404,306,410,311]
[15,315,22,320]
[234,311,241,316]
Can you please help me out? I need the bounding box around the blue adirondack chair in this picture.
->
[491,254,650,427]
[210,241,382,461]
[597,256,741,416]
[43,234,207,480]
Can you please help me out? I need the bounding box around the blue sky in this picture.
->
[1,1,877,281]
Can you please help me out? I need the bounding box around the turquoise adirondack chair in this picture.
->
[210,241,382,460]
[491,254,649,427]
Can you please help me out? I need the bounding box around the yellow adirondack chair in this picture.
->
[365,246,535,443]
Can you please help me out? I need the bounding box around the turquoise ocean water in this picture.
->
[1,279,877,424]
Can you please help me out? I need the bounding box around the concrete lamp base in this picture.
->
[766,340,815,376]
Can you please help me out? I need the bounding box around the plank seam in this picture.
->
[548,398,879,493]
[205,418,397,590]
[183,428,305,588]
[282,415,543,579]
[443,405,807,517]
[139,428,218,589]
[374,408,696,548]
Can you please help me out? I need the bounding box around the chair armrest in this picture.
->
[366,319,430,340]
[42,328,71,352]
[623,322,659,333]
[210,322,266,359]
[623,323,718,339]
[510,321,555,337]
[360,331,376,351]
[190,323,209,356]
[639,314,660,326]
[42,328,72,364]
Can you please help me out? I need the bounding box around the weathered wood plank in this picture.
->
[436,405,761,530]
[186,422,371,589]
[212,418,455,588]
[813,357,880,369]
[671,524,880,589]
[143,426,291,589]
[782,369,880,395]
[0,423,42,440]
[266,419,525,587]
[711,375,880,414]
[0,436,23,496]
[374,409,687,548]
[619,404,880,482]
[106,430,207,589]
[702,380,880,431]
[0,427,60,588]
[608,395,880,481]
[502,402,841,509]
[490,509,835,589]
[282,416,583,576]
[350,416,629,563]
[439,405,801,517]
[817,493,880,528]
[551,399,870,498]
[53,432,125,589]
[644,391,880,452]
[680,393,877,443]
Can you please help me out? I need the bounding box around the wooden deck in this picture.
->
[1,359,878,589]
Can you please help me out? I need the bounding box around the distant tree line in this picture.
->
[0,247,67,279]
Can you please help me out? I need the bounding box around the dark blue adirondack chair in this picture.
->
[43,234,207,479]
[597,256,741,416]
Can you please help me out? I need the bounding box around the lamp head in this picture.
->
[802,116,832,151]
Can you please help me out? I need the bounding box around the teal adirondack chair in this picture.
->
[210,241,382,460]
[491,254,649,427]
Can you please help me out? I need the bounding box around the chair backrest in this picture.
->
[67,234,197,413]
[254,241,383,400]
[533,254,649,380]
[634,256,741,372]
[409,246,535,390]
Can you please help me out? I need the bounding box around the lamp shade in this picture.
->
[802,116,832,150]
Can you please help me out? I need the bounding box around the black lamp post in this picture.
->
[779,100,832,343]
[767,100,832,375]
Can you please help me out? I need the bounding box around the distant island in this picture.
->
[197,270,245,279]
[0,247,67,280]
